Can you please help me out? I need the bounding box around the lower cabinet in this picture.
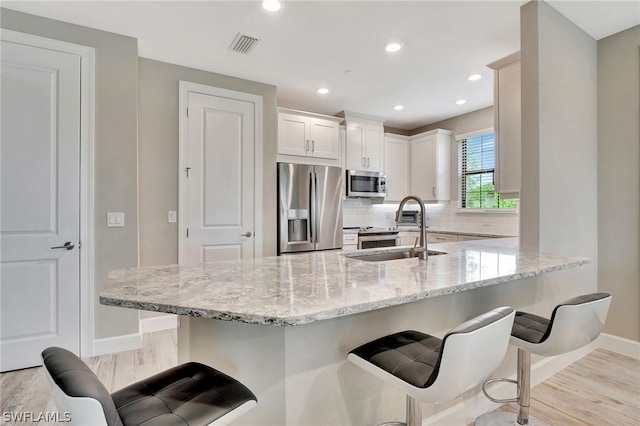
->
[427,233,458,244]
[343,233,358,251]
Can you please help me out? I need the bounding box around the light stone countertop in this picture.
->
[100,238,588,327]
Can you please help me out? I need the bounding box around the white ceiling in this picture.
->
[3,1,638,130]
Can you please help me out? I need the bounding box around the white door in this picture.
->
[186,92,255,263]
[0,40,81,371]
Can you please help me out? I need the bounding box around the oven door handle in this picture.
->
[358,234,399,242]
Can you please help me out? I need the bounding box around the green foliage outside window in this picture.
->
[459,133,516,210]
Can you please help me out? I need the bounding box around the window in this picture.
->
[458,131,516,209]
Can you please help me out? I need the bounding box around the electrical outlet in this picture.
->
[168,211,177,223]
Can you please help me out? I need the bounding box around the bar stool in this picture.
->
[476,292,612,426]
[348,306,515,426]
[41,346,257,426]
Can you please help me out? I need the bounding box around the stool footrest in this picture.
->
[482,378,519,403]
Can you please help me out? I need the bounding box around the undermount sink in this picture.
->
[347,249,446,262]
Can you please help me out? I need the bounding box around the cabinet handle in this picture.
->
[432,186,436,197]
[305,140,309,151]
[367,157,370,167]
[311,140,315,152]
[362,157,366,167]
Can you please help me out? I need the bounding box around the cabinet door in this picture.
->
[278,113,309,157]
[346,122,365,170]
[366,125,384,172]
[495,60,521,198]
[309,118,339,160]
[427,233,458,244]
[410,136,436,201]
[384,136,408,201]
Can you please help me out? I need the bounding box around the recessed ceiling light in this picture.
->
[456,99,467,105]
[385,43,403,53]
[317,88,329,95]
[262,0,282,12]
[468,74,482,81]
[394,105,404,111]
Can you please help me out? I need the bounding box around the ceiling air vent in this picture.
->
[229,33,261,55]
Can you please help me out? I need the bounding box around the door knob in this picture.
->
[241,231,253,238]
[51,241,75,251]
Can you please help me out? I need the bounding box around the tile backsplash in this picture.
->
[343,199,519,236]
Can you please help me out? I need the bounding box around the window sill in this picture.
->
[455,208,518,214]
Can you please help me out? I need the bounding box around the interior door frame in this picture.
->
[178,81,263,264]
[1,29,96,357]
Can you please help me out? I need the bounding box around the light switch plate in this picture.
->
[168,211,177,223]
[107,212,125,227]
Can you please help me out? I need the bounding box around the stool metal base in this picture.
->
[475,411,550,426]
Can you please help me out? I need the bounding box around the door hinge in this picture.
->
[186,167,191,177]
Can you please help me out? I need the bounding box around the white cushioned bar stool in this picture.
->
[348,306,515,426]
[41,346,257,426]
[476,292,612,426]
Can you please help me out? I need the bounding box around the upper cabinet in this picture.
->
[342,112,385,172]
[409,129,451,202]
[488,52,521,199]
[384,134,409,202]
[278,108,342,161]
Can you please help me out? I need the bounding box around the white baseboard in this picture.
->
[92,333,142,357]
[597,333,640,359]
[140,314,177,334]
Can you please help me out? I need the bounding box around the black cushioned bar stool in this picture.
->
[476,292,612,426]
[348,307,515,426]
[41,347,257,426]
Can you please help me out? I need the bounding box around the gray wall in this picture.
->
[138,58,278,319]
[519,0,598,308]
[597,25,640,340]
[1,8,140,339]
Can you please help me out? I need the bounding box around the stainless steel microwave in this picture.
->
[346,170,387,198]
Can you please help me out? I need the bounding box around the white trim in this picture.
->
[92,333,142,357]
[140,314,178,334]
[178,81,264,264]
[455,208,518,214]
[1,30,96,358]
[455,127,494,141]
[597,333,640,359]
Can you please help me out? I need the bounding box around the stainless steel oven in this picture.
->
[357,228,400,249]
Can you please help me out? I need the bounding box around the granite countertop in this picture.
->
[100,238,588,327]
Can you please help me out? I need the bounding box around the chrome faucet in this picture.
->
[395,195,428,260]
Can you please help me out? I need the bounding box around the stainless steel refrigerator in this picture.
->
[277,163,343,254]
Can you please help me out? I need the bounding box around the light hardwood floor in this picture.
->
[1,330,638,425]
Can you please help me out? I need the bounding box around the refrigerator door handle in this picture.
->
[314,172,319,244]
[309,172,315,244]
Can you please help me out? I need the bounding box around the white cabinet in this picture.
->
[343,112,385,172]
[409,129,451,202]
[488,52,521,199]
[399,230,420,246]
[342,233,358,251]
[427,233,458,244]
[384,134,409,201]
[278,108,342,160]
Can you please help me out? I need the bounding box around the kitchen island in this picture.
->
[101,238,588,425]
